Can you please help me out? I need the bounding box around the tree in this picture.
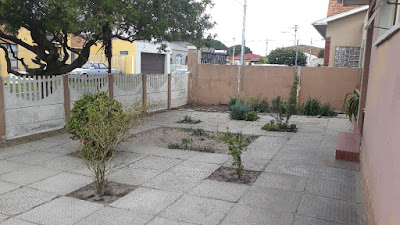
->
[227,45,252,57]
[257,57,266,64]
[318,49,324,58]
[205,39,227,50]
[0,0,214,76]
[267,48,307,66]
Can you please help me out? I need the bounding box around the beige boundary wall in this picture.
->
[188,49,359,110]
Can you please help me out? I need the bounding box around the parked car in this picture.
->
[69,62,116,75]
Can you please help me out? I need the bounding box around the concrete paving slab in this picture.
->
[306,176,362,203]
[0,146,36,160]
[74,206,153,225]
[128,124,161,136]
[40,134,72,145]
[188,179,248,202]
[0,214,8,223]
[110,187,181,215]
[113,151,148,166]
[253,172,307,192]
[7,150,63,166]
[28,172,93,195]
[17,196,103,225]
[170,161,220,179]
[146,217,197,225]
[239,186,302,213]
[109,167,161,186]
[128,155,183,171]
[272,150,317,164]
[264,161,318,177]
[0,218,37,225]
[292,215,344,225]
[220,204,294,225]
[0,160,28,175]
[160,195,233,225]
[186,152,229,165]
[143,171,202,193]
[0,181,20,195]
[38,155,92,177]
[312,166,360,183]
[244,142,284,160]
[297,194,364,225]
[0,166,60,186]
[312,153,360,171]
[0,187,57,216]
[40,142,80,155]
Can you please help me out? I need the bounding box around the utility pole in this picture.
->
[309,38,313,66]
[232,38,236,65]
[265,39,269,58]
[293,25,299,70]
[237,0,247,95]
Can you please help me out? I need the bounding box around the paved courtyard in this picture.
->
[0,110,364,225]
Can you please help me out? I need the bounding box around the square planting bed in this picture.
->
[207,166,261,185]
[129,127,257,154]
[67,181,136,205]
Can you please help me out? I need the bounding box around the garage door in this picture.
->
[141,53,165,74]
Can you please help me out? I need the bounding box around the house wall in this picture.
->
[360,8,400,225]
[135,41,171,74]
[327,0,359,16]
[326,10,367,67]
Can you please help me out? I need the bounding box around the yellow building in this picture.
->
[1,28,170,76]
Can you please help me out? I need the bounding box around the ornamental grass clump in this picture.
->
[67,92,146,195]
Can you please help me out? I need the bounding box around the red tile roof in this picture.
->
[229,53,266,60]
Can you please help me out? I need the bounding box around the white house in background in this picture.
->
[135,40,171,74]
[304,53,324,67]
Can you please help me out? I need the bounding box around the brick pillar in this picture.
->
[142,74,147,108]
[108,74,114,99]
[0,77,6,141]
[63,75,71,122]
[168,73,172,109]
[324,37,331,67]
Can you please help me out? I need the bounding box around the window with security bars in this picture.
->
[334,47,361,68]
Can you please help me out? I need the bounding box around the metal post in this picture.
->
[237,0,247,95]
[232,38,236,65]
[294,25,299,70]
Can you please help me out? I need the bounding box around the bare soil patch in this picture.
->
[207,166,261,185]
[67,182,136,204]
[129,127,256,154]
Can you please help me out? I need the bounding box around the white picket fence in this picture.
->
[0,73,188,140]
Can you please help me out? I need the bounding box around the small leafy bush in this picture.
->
[245,112,260,121]
[230,102,250,120]
[320,103,336,117]
[192,128,207,136]
[248,97,269,113]
[218,130,247,179]
[261,122,297,132]
[302,98,321,116]
[178,115,201,124]
[271,96,286,124]
[67,92,146,195]
[180,138,193,150]
[286,77,299,123]
[228,96,246,110]
[344,89,360,121]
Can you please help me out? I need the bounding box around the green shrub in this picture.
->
[248,97,269,113]
[245,112,260,121]
[218,130,247,179]
[192,128,207,136]
[271,96,286,124]
[230,102,250,120]
[286,77,298,123]
[180,138,193,150]
[302,98,321,116]
[261,122,297,132]
[228,96,245,110]
[67,92,146,195]
[320,103,336,117]
[344,89,360,121]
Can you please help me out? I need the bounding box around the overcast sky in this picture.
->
[206,0,329,56]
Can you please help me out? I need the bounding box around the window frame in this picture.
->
[374,0,400,46]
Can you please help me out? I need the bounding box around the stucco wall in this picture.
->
[299,67,359,110]
[326,10,367,67]
[360,13,400,225]
[171,73,189,108]
[146,74,169,111]
[114,74,142,108]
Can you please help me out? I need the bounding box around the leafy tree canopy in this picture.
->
[227,44,252,57]
[318,49,324,58]
[0,0,214,76]
[267,47,307,66]
[204,39,227,50]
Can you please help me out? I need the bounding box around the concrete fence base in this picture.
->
[0,73,189,140]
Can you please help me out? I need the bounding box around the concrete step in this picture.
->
[335,132,360,162]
